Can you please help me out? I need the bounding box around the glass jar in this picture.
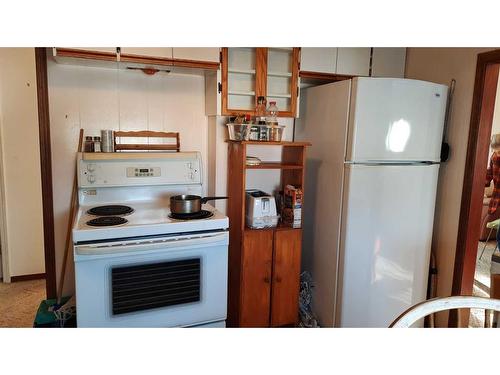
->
[266,101,279,125]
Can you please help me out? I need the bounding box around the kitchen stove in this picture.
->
[72,151,229,328]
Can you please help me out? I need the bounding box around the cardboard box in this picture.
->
[284,185,303,209]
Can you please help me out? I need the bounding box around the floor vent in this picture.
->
[111,258,201,315]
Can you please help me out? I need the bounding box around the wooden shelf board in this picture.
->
[228,140,311,147]
[246,162,303,170]
[80,151,192,160]
[228,68,256,74]
[268,71,292,77]
[228,90,256,96]
[267,93,292,98]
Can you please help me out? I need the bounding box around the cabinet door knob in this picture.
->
[264,277,270,284]
[276,277,282,283]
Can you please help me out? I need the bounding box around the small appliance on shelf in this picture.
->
[245,190,278,229]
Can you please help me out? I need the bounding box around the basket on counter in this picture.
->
[227,123,285,142]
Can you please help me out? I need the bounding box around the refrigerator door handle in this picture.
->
[345,161,441,166]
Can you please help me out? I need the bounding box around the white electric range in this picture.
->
[72,151,229,328]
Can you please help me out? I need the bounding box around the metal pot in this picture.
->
[170,195,228,215]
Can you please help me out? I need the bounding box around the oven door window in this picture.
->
[111,258,201,315]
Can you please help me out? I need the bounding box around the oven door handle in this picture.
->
[75,232,229,256]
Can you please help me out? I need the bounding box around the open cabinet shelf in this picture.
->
[226,140,311,328]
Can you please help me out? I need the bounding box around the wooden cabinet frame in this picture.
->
[221,47,300,117]
[226,140,310,327]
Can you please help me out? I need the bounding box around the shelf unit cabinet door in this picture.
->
[271,229,302,326]
[336,47,371,76]
[173,48,220,63]
[119,48,173,59]
[300,47,337,74]
[222,47,258,115]
[371,48,406,78]
[266,48,299,117]
[240,230,273,327]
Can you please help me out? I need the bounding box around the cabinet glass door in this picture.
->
[225,48,257,113]
[266,48,298,116]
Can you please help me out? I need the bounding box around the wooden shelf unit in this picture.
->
[226,140,311,327]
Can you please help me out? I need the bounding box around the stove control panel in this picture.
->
[126,167,161,178]
[78,152,202,187]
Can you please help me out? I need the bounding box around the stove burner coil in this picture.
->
[87,205,134,216]
[168,210,214,221]
[86,216,128,227]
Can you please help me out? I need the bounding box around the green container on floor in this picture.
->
[33,297,76,328]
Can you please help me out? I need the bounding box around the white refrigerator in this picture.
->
[295,77,448,327]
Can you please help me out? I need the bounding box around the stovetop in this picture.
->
[72,200,228,243]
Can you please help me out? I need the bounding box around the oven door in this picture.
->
[74,231,228,327]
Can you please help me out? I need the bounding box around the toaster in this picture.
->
[245,190,279,229]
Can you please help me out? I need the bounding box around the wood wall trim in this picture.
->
[55,48,118,62]
[451,49,500,326]
[172,58,219,70]
[11,273,46,282]
[299,71,353,81]
[35,48,57,299]
[119,54,173,66]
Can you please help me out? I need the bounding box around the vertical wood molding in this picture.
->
[451,49,500,326]
[35,47,57,299]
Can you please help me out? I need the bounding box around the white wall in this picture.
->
[0,48,45,279]
[47,60,209,295]
[405,47,494,326]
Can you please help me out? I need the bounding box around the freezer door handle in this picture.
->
[345,161,440,166]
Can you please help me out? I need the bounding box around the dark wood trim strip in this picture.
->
[451,49,500,326]
[55,48,118,62]
[299,70,353,81]
[120,54,174,66]
[35,48,57,299]
[172,58,219,70]
[11,273,46,282]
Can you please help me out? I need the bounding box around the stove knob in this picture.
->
[87,163,95,172]
[188,172,194,180]
[87,175,96,183]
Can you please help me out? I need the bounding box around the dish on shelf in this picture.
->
[246,156,261,166]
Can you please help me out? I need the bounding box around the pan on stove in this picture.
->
[170,195,228,215]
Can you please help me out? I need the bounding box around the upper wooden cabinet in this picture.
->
[172,48,220,63]
[371,48,406,78]
[336,47,371,76]
[300,48,337,74]
[221,47,299,118]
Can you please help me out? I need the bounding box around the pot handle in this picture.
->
[200,196,229,204]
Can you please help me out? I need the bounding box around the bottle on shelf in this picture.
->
[255,96,267,125]
[266,101,279,126]
[84,136,94,152]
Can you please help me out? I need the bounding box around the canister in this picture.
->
[101,130,115,152]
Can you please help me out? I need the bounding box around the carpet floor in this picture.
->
[0,279,46,328]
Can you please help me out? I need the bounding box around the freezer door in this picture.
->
[336,163,439,327]
[346,78,447,162]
